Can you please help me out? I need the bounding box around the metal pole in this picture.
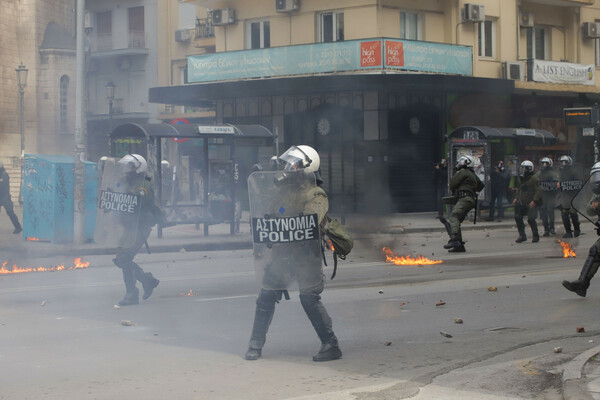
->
[18,87,24,204]
[73,0,86,244]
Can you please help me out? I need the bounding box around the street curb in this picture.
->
[562,345,600,400]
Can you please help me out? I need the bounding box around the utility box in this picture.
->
[22,154,97,243]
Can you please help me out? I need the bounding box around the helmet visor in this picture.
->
[278,146,309,171]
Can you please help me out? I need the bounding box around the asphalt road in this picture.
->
[1,227,599,399]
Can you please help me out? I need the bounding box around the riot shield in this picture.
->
[571,174,600,230]
[248,170,323,291]
[93,158,142,247]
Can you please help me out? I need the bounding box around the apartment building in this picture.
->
[152,1,600,213]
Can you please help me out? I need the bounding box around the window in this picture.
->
[246,20,270,49]
[478,20,495,58]
[179,3,197,30]
[319,11,344,43]
[60,75,69,133]
[400,11,421,40]
[128,6,145,48]
[527,26,547,60]
[95,11,112,50]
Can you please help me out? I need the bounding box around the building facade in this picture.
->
[150,0,600,214]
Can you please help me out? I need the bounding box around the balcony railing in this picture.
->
[129,30,146,48]
[195,17,215,40]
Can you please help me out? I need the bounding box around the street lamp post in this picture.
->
[15,63,28,204]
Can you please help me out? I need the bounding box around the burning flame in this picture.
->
[0,257,90,275]
[180,290,197,297]
[558,240,576,258]
[383,247,443,266]
[26,237,40,241]
[327,239,335,251]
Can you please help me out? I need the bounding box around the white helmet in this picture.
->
[278,145,320,173]
[591,162,600,193]
[456,155,474,169]
[520,160,534,176]
[540,157,553,167]
[161,160,170,168]
[119,154,147,174]
[559,155,572,167]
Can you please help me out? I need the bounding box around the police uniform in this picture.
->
[0,166,21,234]
[514,172,542,242]
[445,166,484,252]
[562,194,600,297]
[539,166,558,236]
[559,165,583,238]
[112,176,160,306]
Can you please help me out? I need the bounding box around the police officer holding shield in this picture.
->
[245,145,342,362]
[562,162,600,297]
[513,160,542,243]
[94,154,160,306]
[538,157,558,236]
[558,155,583,238]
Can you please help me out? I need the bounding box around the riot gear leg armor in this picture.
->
[515,214,527,243]
[573,213,581,237]
[562,210,573,238]
[246,289,280,360]
[300,291,342,362]
[118,267,139,306]
[562,245,600,297]
[132,262,160,300]
[528,217,539,243]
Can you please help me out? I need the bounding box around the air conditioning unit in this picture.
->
[463,4,485,22]
[502,61,524,81]
[276,0,299,12]
[175,29,191,42]
[583,22,600,39]
[211,8,236,26]
[520,12,534,28]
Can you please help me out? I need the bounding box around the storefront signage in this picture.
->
[583,127,595,137]
[197,126,235,134]
[531,60,595,86]
[187,38,472,83]
[515,129,535,136]
[564,107,600,126]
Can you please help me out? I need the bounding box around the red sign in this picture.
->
[360,41,382,67]
[170,118,189,142]
[385,41,404,67]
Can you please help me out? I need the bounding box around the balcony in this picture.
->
[89,31,149,59]
[522,0,594,6]
[194,17,216,50]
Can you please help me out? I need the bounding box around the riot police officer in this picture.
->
[562,162,600,297]
[110,154,160,306]
[443,155,484,253]
[558,155,583,238]
[245,145,342,362]
[0,160,21,234]
[513,160,542,243]
[538,157,558,236]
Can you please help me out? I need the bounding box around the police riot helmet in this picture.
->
[456,155,474,170]
[278,145,320,173]
[559,155,573,168]
[540,157,553,168]
[119,154,147,174]
[520,160,534,177]
[591,162,600,194]
[161,160,170,169]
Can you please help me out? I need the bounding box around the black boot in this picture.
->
[562,246,600,297]
[118,268,139,306]
[515,218,527,242]
[573,215,581,237]
[444,236,462,249]
[245,290,277,360]
[529,220,539,243]
[312,335,342,362]
[133,264,159,300]
[562,212,573,238]
[448,243,466,252]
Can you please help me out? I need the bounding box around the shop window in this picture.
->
[478,19,495,58]
[527,26,547,60]
[319,11,344,43]
[246,20,270,49]
[60,75,69,133]
[400,11,421,40]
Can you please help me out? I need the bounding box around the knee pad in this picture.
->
[299,292,321,309]
[257,289,279,308]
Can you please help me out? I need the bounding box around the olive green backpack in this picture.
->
[320,215,354,279]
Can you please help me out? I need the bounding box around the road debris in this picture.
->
[121,320,135,326]
[40,300,46,307]
[440,331,453,338]
[577,326,585,333]
[488,286,498,292]
[454,318,463,324]
[384,342,392,346]
[378,290,384,294]
[554,347,563,353]
[436,301,446,306]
